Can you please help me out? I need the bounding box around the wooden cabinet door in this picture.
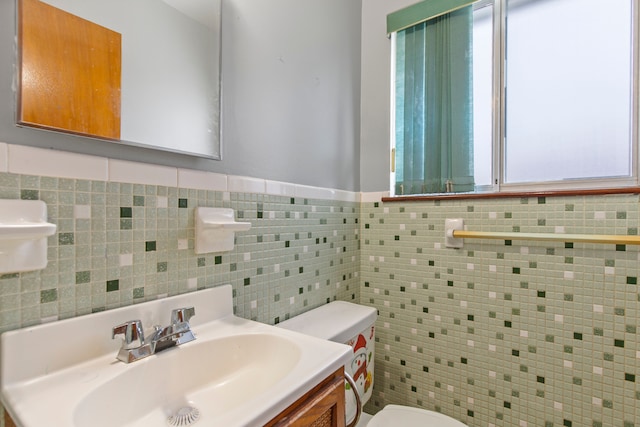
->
[267,368,346,427]
[4,411,17,427]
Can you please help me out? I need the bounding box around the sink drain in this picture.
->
[167,405,200,427]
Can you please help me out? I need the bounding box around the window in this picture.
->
[389,0,637,196]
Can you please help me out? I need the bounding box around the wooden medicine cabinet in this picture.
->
[17,0,122,140]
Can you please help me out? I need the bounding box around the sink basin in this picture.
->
[75,334,301,427]
[1,285,351,427]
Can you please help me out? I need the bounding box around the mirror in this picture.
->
[17,0,221,159]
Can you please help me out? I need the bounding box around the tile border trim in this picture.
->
[1,142,387,202]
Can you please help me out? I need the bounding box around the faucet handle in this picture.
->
[112,320,144,349]
[171,307,195,324]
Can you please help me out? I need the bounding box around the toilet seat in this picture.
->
[367,405,468,427]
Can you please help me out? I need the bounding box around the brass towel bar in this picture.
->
[444,218,640,248]
[452,230,640,246]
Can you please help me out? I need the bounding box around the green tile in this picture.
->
[106,280,119,292]
[40,289,58,303]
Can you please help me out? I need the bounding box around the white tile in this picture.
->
[178,239,188,250]
[227,175,265,193]
[333,189,358,202]
[0,143,7,172]
[178,169,227,191]
[157,196,168,208]
[295,185,357,202]
[109,159,177,187]
[74,205,91,219]
[9,145,108,181]
[265,180,296,197]
[296,185,338,200]
[360,191,389,203]
[119,254,133,266]
[295,184,333,200]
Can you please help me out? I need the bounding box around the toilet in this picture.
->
[278,301,468,427]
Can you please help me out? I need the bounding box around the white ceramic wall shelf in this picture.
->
[0,200,56,273]
[195,207,251,254]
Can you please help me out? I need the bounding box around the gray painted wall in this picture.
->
[0,0,362,191]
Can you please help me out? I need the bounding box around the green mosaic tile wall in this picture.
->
[361,195,640,427]
[0,172,360,334]
[4,167,640,427]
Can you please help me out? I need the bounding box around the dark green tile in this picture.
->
[106,280,119,292]
[76,271,91,284]
[20,189,39,200]
[59,233,75,245]
[40,289,58,303]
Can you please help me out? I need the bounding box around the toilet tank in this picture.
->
[278,301,377,421]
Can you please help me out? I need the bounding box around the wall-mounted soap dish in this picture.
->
[0,199,57,273]
[195,207,251,254]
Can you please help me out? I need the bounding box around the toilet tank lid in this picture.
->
[277,301,377,344]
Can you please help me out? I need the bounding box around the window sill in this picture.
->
[381,187,640,203]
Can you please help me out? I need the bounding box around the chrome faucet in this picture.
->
[112,307,196,363]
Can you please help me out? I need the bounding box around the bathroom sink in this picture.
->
[74,334,301,427]
[0,285,351,427]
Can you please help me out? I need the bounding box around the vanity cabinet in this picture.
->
[4,411,16,427]
[266,367,346,427]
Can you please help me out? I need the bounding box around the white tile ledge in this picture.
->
[8,144,108,181]
[1,143,379,203]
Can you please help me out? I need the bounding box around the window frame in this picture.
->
[389,0,640,198]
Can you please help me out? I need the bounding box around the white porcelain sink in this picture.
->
[75,334,300,427]
[0,285,351,427]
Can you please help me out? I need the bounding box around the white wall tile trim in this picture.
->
[227,175,266,194]
[265,180,297,197]
[109,159,177,187]
[8,144,108,181]
[360,191,388,203]
[2,143,366,202]
[178,169,227,192]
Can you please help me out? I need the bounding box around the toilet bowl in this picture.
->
[278,301,468,427]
